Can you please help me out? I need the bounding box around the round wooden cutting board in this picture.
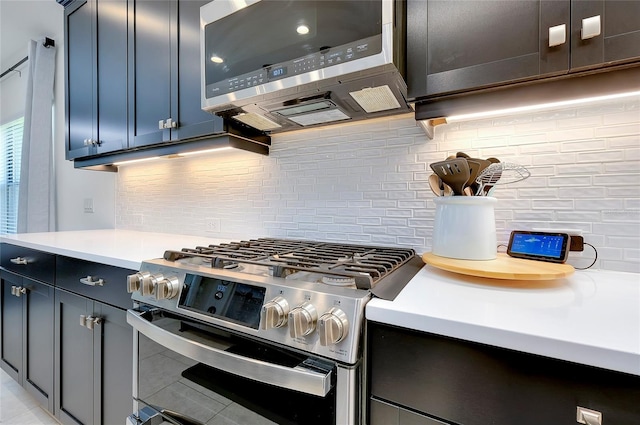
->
[422,252,575,280]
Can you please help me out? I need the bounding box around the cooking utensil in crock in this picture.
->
[428,174,453,196]
[465,159,481,194]
[475,162,530,195]
[430,158,470,196]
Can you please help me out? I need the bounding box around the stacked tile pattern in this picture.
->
[116,98,640,272]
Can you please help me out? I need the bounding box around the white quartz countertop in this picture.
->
[1,229,231,270]
[367,264,640,376]
[3,230,639,376]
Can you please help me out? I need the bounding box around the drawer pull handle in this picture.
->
[80,276,105,286]
[10,257,28,265]
[577,407,602,425]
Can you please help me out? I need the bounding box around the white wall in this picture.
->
[0,0,115,231]
[115,97,640,273]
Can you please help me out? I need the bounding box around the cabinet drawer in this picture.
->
[371,398,449,425]
[0,244,55,284]
[55,256,136,309]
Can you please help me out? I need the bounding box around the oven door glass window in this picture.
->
[133,310,336,425]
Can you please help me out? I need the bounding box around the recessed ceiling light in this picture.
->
[296,25,310,35]
[210,55,224,63]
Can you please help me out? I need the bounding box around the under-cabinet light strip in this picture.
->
[177,146,233,156]
[113,157,161,166]
[112,146,234,166]
[446,90,640,123]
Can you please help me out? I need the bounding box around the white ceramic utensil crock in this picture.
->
[432,196,498,260]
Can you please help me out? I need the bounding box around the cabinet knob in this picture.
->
[159,118,178,129]
[581,15,601,40]
[12,286,27,297]
[81,315,102,330]
[548,24,566,47]
[83,139,101,147]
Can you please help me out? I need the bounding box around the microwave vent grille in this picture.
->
[349,85,401,113]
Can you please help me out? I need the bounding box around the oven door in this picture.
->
[127,308,337,425]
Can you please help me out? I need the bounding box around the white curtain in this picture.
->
[17,39,57,233]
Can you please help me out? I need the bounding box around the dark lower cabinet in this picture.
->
[54,289,133,425]
[54,255,135,425]
[368,323,640,425]
[0,271,55,414]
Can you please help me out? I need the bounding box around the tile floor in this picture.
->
[0,368,59,425]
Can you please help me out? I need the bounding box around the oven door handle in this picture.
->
[127,309,333,397]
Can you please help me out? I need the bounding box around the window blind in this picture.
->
[0,117,23,234]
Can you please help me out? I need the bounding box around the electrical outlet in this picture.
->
[83,198,94,213]
[206,218,221,233]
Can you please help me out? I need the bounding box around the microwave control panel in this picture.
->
[205,35,382,99]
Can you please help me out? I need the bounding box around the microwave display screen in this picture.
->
[179,275,266,329]
[204,0,382,90]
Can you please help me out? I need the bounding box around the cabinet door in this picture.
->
[407,0,570,100]
[128,0,173,147]
[64,0,97,160]
[173,0,224,141]
[97,302,133,425]
[571,0,640,70]
[0,272,23,383]
[55,289,95,425]
[23,279,54,413]
[95,0,129,155]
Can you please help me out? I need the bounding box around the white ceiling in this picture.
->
[0,0,63,73]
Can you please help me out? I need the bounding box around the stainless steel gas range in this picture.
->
[125,238,423,425]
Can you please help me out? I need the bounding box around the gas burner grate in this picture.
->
[163,238,416,289]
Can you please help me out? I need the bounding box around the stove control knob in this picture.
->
[318,308,349,346]
[288,302,318,338]
[126,272,150,293]
[260,297,290,330]
[141,274,164,297]
[155,276,181,300]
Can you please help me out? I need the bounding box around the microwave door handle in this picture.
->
[127,309,333,397]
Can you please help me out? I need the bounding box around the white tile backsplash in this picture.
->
[116,97,640,273]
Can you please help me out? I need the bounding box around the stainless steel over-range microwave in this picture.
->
[200,0,409,133]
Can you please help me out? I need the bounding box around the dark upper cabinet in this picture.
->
[407,0,640,101]
[64,0,128,160]
[128,0,223,148]
[571,0,640,70]
[174,0,225,140]
[64,0,225,164]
